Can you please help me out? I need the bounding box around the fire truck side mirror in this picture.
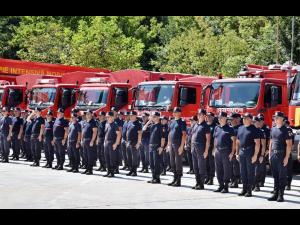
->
[270,86,279,107]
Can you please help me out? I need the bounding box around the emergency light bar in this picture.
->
[37,79,57,85]
[268,64,282,70]
[84,77,108,83]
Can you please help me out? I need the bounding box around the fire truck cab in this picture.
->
[0,80,27,110]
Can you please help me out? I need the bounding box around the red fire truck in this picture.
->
[75,70,194,115]
[133,75,217,121]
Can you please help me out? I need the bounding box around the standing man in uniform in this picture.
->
[120,111,130,171]
[96,111,107,172]
[43,110,55,168]
[190,109,210,190]
[167,107,187,187]
[30,108,45,167]
[53,108,69,170]
[24,110,34,162]
[284,117,295,191]
[111,107,123,174]
[103,111,121,178]
[205,112,217,185]
[144,112,166,184]
[140,112,150,173]
[236,113,261,197]
[252,116,266,192]
[229,113,242,188]
[20,110,29,159]
[267,112,293,202]
[126,111,142,177]
[67,113,82,173]
[213,112,236,193]
[0,107,13,163]
[161,116,169,175]
[11,107,24,161]
[81,109,98,175]
[185,116,197,174]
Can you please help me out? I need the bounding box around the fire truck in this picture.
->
[133,75,217,121]
[205,64,288,128]
[0,58,109,114]
[75,70,195,115]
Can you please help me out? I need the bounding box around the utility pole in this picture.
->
[276,16,279,64]
[291,16,295,63]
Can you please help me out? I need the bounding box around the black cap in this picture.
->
[34,107,42,112]
[242,113,253,119]
[111,107,117,112]
[151,111,160,117]
[86,109,93,114]
[129,111,137,116]
[161,116,168,121]
[107,111,114,117]
[71,113,78,118]
[118,111,124,116]
[190,115,198,121]
[71,108,79,113]
[273,111,285,118]
[218,112,228,118]
[207,112,215,117]
[197,109,207,115]
[257,113,264,120]
[99,111,106,116]
[47,110,53,116]
[57,108,64,113]
[142,112,150,117]
[173,107,181,113]
[2,107,9,112]
[252,116,261,122]
[14,107,21,111]
[229,112,241,119]
[22,109,29,113]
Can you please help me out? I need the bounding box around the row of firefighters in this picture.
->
[0,106,296,202]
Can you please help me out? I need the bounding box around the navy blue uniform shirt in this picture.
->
[24,119,34,136]
[82,119,97,139]
[122,120,130,140]
[149,123,164,145]
[213,124,235,149]
[191,121,210,145]
[169,119,187,144]
[31,116,45,136]
[97,120,106,140]
[0,116,12,136]
[162,123,169,147]
[12,116,23,136]
[44,119,55,140]
[237,125,260,148]
[208,122,217,148]
[142,121,151,141]
[270,126,293,151]
[105,121,119,142]
[68,121,82,142]
[127,120,142,143]
[53,118,69,139]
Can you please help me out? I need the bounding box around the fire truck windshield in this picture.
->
[292,74,300,100]
[210,82,260,108]
[135,84,175,108]
[77,89,108,107]
[30,87,56,107]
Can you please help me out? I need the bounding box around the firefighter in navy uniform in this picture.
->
[10,107,24,161]
[30,107,45,167]
[268,112,293,202]
[103,111,121,178]
[53,108,69,170]
[229,113,242,188]
[126,111,142,177]
[120,111,130,171]
[81,109,98,175]
[284,117,294,191]
[96,111,107,172]
[140,112,150,173]
[213,112,236,193]
[167,107,187,187]
[236,113,261,197]
[43,110,55,168]
[0,107,13,163]
[190,109,210,190]
[252,116,267,192]
[205,112,217,185]
[111,107,123,174]
[20,110,29,159]
[144,112,166,184]
[185,116,197,174]
[161,116,169,175]
[24,111,34,162]
[67,113,82,173]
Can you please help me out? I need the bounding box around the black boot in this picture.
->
[126,170,133,176]
[103,170,111,177]
[192,176,200,190]
[107,171,114,178]
[214,185,224,192]
[143,167,149,173]
[238,189,247,196]
[100,167,107,172]
[221,183,229,193]
[42,163,49,168]
[139,167,145,173]
[172,176,181,187]
[207,176,214,185]
[168,174,177,186]
[244,190,252,197]
[268,191,279,201]
[230,178,238,188]
[131,168,137,176]
[204,177,209,184]
[277,190,284,202]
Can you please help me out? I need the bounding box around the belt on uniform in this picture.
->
[217,146,230,151]
[240,146,254,150]
[83,138,92,141]
[31,134,39,138]
[149,144,159,147]
[272,150,285,154]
